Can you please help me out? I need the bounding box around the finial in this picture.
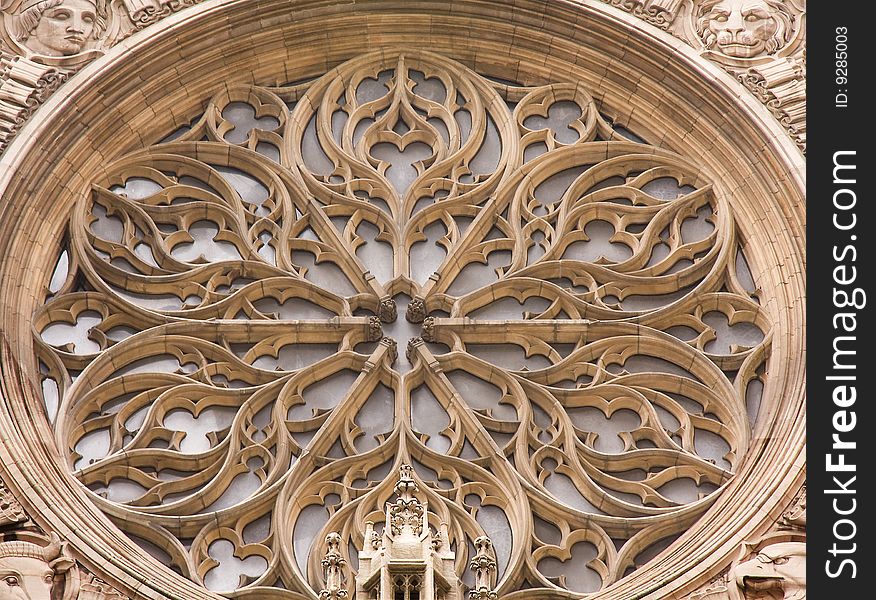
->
[319,532,348,599]
[469,536,498,599]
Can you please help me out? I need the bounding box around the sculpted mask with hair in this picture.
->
[12,0,99,57]
[697,0,792,58]
[733,542,806,600]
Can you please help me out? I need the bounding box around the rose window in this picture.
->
[33,49,770,597]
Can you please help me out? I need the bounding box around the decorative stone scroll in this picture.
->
[0,481,27,527]
[32,48,772,598]
[737,57,805,150]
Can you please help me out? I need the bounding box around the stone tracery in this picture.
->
[32,49,771,598]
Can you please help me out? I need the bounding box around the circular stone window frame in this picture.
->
[0,1,805,599]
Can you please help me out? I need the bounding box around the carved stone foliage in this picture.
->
[600,0,806,151]
[77,572,130,600]
[0,0,203,152]
[34,49,771,598]
[776,485,805,534]
[0,482,26,527]
[736,57,805,151]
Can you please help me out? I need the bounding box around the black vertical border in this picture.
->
[808,3,871,596]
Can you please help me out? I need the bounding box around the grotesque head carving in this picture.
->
[0,536,74,600]
[732,542,806,600]
[696,0,793,58]
[9,0,105,57]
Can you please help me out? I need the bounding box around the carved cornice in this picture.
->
[79,572,131,600]
[0,52,71,150]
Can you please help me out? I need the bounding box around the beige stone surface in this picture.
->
[0,2,805,600]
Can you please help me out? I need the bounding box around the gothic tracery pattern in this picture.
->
[33,49,770,598]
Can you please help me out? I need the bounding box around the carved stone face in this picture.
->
[700,0,782,58]
[733,542,806,599]
[25,0,97,57]
[0,555,55,600]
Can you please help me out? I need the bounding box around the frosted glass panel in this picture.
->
[290,369,358,420]
[170,221,241,262]
[542,459,604,515]
[354,384,395,452]
[523,100,582,143]
[293,504,332,574]
[533,166,589,204]
[562,220,632,263]
[641,178,696,200]
[164,406,238,453]
[292,250,357,296]
[447,371,516,421]
[566,407,640,454]
[409,221,447,284]
[90,204,123,242]
[212,166,269,205]
[222,102,280,143]
[538,541,601,592]
[204,538,267,591]
[48,249,69,293]
[702,311,764,354]
[445,250,511,296]
[251,343,337,371]
[354,221,394,283]
[410,385,451,453]
[746,376,764,428]
[41,310,102,354]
